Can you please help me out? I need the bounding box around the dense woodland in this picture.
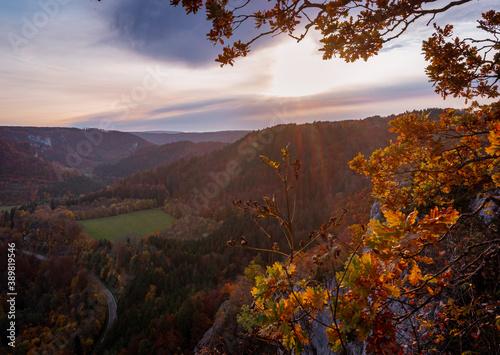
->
[0,208,107,354]
[1,104,499,354]
[114,115,404,228]
[0,114,401,354]
[95,141,227,182]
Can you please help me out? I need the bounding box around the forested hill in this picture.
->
[107,112,435,227]
[0,126,153,174]
[0,137,59,204]
[0,136,57,182]
[94,140,228,180]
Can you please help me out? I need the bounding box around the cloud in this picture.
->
[76,76,458,133]
[108,0,220,66]
[1,0,492,132]
[106,0,289,67]
[148,98,238,116]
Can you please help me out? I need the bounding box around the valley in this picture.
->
[1,116,396,354]
[1,107,499,354]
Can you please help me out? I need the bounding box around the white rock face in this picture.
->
[470,189,500,225]
[28,135,52,156]
[300,310,365,355]
[370,201,383,222]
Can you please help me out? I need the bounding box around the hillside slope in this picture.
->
[0,127,153,174]
[0,136,58,204]
[0,137,56,182]
[108,113,417,228]
[95,140,227,180]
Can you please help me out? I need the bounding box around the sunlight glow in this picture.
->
[268,39,337,97]
[267,36,428,98]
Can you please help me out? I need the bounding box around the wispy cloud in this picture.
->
[0,0,496,132]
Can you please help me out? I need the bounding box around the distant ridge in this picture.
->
[0,126,152,174]
[132,130,251,145]
[134,130,181,134]
[95,140,227,180]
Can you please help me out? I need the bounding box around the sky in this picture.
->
[0,0,498,132]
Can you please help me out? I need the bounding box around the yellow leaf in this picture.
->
[492,172,500,188]
[409,261,422,286]
[383,284,401,298]
[384,208,405,227]
[486,123,500,156]
[426,286,437,295]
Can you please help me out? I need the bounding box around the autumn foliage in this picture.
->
[205,1,500,351]
[234,117,499,353]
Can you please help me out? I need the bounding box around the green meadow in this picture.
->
[80,209,176,241]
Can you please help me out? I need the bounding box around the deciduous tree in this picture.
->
[233,138,499,353]
[165,0,500,87]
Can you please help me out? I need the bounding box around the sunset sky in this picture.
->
[0,0,497,132]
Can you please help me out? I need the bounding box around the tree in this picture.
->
[423,11,500,101]
[185,4,499,351]
[232,138,499,353]
[163,0,493,82]
[228,146,349,352]
[348,106,500,353]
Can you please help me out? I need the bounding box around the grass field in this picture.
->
[80,209,176,241]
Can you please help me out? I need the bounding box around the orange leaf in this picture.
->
[409,261,422,287]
